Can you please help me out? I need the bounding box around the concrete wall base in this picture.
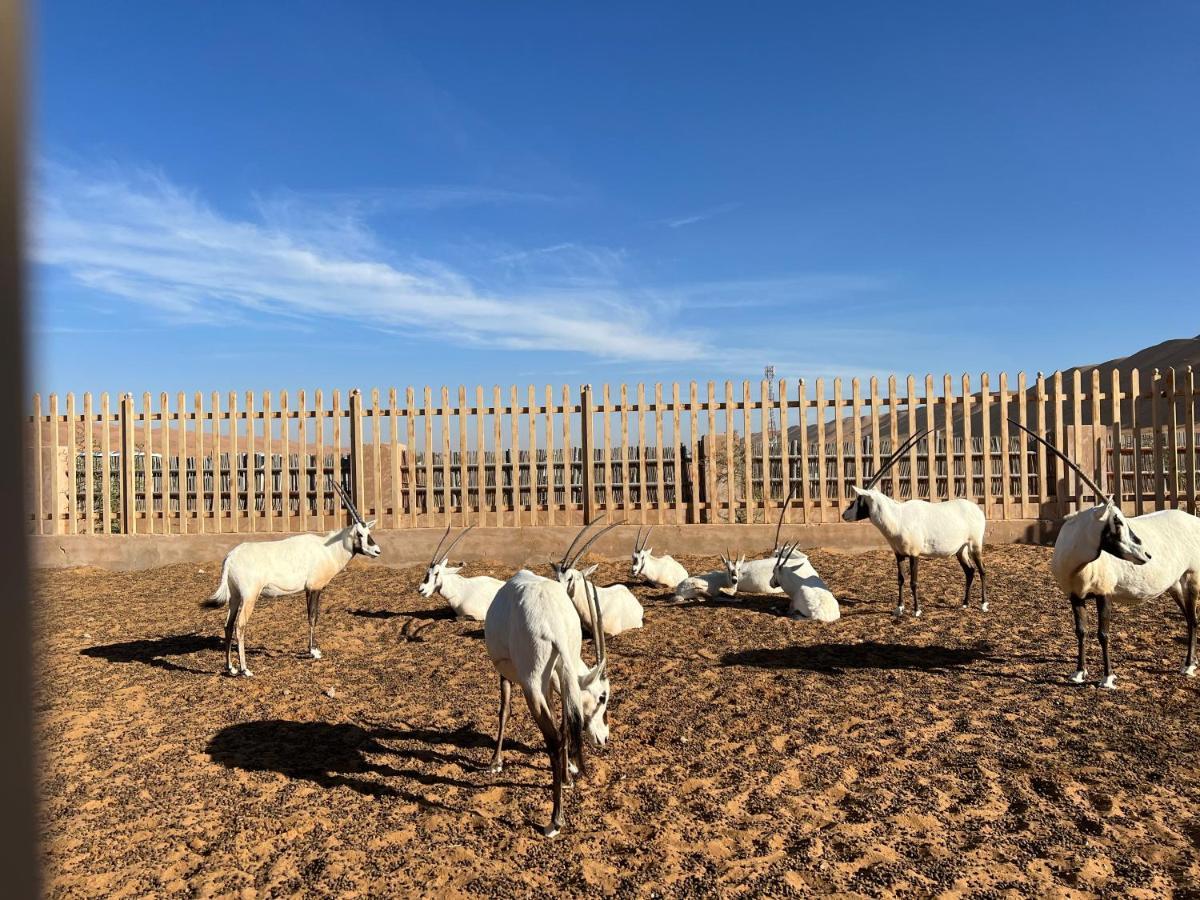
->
[29,519,1059,571]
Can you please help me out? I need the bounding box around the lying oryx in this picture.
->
[202,480,380,676]
[771,541,841,621]
[553,518,644,635]
[484,567,611,837]
[672,552,743,601]
[630,526,688,588]
[417,524,503,621]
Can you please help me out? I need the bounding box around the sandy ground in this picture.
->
[36,544,1200,898]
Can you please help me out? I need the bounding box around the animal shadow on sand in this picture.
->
[81,633,222,674]
[723,640,999,674]
[207,720,537,805]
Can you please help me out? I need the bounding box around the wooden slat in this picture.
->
[527,385,538,526]
[1052,373,1066,519]
[617,384,629,518]
[1129,371,1143,516]
[48,393,60,535]
[208,391,219,531]
[371,388,383,523]
[1151,370,1164,512]
[689,381,700,524]
[458,386,469,523]
[390,388,402,527]
[759,380,772,525]
[656,383,666,524]
[1016,373,1029,517]
[979,374,991,516]
[924,375,936,500]
[228,392,239,532]
[868,377,881,492]
[83,393,95,534]
[887,376,900,500]
[1109,370,1122,507]
[1166,367,1180,509]
[1071,370,1084,511]
[263,391,274,530]
[32,394,43,533]
[638,383,650,524]
[441,387,453,525]
[141,392,152,531]
[295,390,306,531]
[705,382,717,524]
[962,374,973,503]
[176,391,187,532]
[508,386,520,526]
[545,385,555,525]
[778,380,790,526]
[906,377,918,502]
[246,391,258,532]
[941,375,953,502]
[158,392,169,533]
[561,385,572,521]
[1035,374,1048,518]
[120,394,136,534]
[476,386,487,526]
[724,381,736,524]
[331,389,342,531]
[832,379,845,516]
[815,379,827,521]
[314,389,326,530]
[671,382,683,524]
[66,393,77,534]
[742,381,753,524]
[796,380,810,523]
[492,386,503,524]
[850,378,862,495]
[998,369,1008,518]
[602,384,613,516]
[1090,369,1103,498]
[280,391,292,531]
[1186,366,1197,515]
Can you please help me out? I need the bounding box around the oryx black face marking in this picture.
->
[842,495,870,522]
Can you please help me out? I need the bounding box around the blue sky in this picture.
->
[28,2,1200,397]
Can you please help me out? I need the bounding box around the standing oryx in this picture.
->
[554,518,644,635]
[630,526,689,588]
[484,563,612,837]
[417,524,504,621]
[842,428,988,616]
[1010,420,1200,689]
[202,479,381,676]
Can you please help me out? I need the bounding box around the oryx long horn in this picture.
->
[567,520,626,571]
[636,525,654,553]
[586,576,607,665]
[774,483,798,550]
[428,523,453,566]
[1008,419,1109,503]
[560,514,607,569]
[330,476,364,526]
[437,524,476,565]
[864,427,934,490]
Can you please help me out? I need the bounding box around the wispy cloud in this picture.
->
[30,161,707,361]
[659,201,741,229]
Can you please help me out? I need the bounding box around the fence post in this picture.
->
[119,393,136,533]
[348,389,366,515]
[580,384,596,523]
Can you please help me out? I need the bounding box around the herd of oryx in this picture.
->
[202,420,1200,836]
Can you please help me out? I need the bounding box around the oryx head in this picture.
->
[769,540,810,589]
[331,478,381,559]
[578,577,611,748]
[1008,420,1150,566]
[719,550,745,595]
[418,524,475,597]
[630,525,655,579]
[842,427,933,522]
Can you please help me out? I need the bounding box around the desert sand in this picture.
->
[37,544,1200,897]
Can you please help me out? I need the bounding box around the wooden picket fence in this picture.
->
[24,367,1200,536]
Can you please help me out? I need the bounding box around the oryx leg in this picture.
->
[909,555,921,617]
[956,546,975,609]
[487,677,512,773]
[306,588,324,659]
[526,694,566,838]
[895,553,906,616]
[971,546,988,612]
[1176,575,1198,677]
[1096,594,1116,689]
[560,686,575,788]
[223,589,242,676]
[1069,593,1088,684]
[235,592,258,677]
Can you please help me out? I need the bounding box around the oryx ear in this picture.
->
[440,556,450,567]
[581,661,605,687]
[365,519,377,529]
[849,486,862,497]
[738,554,746,566]
[583,563,599,577]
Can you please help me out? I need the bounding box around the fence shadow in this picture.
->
[81,633,222,674]
[722,640,998,673]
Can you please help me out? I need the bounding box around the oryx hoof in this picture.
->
[893,606,905,617]
[913,609,923,618]
[226,664,239,677]
[1100,675,1118,690]
[239,668,254,678]
[1181,664,1197,678]
[543,823,561,839]
[486,762,503,774]
[981,602,990,612]
[309,648,323,659]
[568,761,580,776]
[1068,670,1088,685]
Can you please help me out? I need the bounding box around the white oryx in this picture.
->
[484,565,612,837]
[417,524,504,621]
[842,428,988,616]
[735,487,819,596]
[202,479,381,676]
[771,540,841,621]
[1011,420,1200,689]
[630,526,689,588]
[553,518,644,635]
[671,552,744,602]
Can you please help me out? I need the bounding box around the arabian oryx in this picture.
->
[771,492,841,621]
[202,479,380,676]
[553,517,644,635]
[485,567,611,837]
[842,428,988,616]
[1011,420,1200,689]
[735,486,820,596]
[417,524,504,621]
[630,526,688,588]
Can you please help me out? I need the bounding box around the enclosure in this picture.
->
[24,367,1200,541]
